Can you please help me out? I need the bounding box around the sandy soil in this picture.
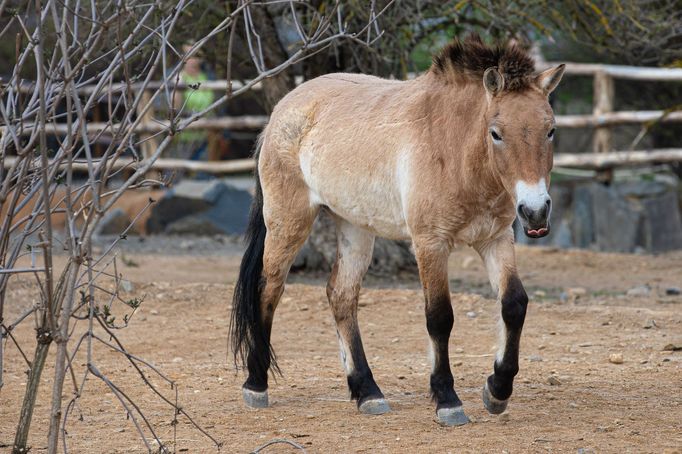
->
[1,245,681,453]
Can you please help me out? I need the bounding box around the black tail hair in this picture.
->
[229,137,280,378]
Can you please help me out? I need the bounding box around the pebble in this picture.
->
[498,413,510,422]
[534,290,546,297]
[547,375,561,386]
[566,287,587,302]
[466,311,478,319]
[568,402,578,408]
[529,354,543,362]
[150,309,159,315]
[665,287,681,296]
[662,343,682,351]
[453,360,463,367]
[609,353,624,364]
[626,285,651,297]
[643,319,658,329]
[120,280,134,292]
[172,357,183,363]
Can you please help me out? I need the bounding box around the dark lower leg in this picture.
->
[329,286,384,406]
[243,274,285,393]
[487,274,528,401]
[426,295,462,410]
[342,326,384,405]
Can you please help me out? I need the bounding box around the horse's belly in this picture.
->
[299,149,410,240]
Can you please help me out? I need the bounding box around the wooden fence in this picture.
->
[3,62,682,173]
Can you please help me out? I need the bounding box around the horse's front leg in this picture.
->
[475,233,529,414]
[414,238,470,426]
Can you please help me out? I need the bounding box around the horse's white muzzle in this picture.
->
[515,179,551,238]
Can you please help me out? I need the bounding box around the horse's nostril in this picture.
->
[545,199,551,209]
[517,204,526,218]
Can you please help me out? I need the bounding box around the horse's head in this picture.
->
[482,64,565,238]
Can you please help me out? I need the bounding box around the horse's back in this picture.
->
[260,73,420,240]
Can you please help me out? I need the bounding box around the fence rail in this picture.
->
[2,61,681,173]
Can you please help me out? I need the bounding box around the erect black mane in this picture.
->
[431,33,536,91]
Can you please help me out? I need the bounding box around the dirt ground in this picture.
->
[1,244,681,453]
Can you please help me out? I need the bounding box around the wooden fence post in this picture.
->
[592,70,615,182]
[592,70,614,153]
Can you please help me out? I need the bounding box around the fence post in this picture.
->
[592,70,615,182]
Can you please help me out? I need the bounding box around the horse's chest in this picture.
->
[455,210,513,246]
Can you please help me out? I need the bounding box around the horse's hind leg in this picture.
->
[475,233,528,415]
[327,219,389,415]
[413,237,470,426]
[241,187,318,408]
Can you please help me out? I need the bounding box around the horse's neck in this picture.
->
[421,75,507,200]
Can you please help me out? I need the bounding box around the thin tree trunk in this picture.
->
[13,339,52,454]
[47,262,80,453]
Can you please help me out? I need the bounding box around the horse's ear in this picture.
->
[483,68,504,97]
[535,64,566,95]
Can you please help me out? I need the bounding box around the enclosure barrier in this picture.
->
[3,62,682,173]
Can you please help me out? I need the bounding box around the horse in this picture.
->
[229,34,565,426]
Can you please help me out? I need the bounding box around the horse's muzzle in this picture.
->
[517,198,551,239]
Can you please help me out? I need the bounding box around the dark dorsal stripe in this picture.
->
[432,33,536,91]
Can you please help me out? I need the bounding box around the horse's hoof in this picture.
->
[242,387,268,408]
[436,406,470,426]
[358,398,391,415]
[482,381,508,415]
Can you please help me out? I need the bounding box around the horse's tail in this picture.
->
[229,135,279,377]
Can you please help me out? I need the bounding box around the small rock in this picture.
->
[662,343,682,351]
[568,402,578,408]
[313,355,322,360]
[453,360,463,367]
[299,305,309,311]
[547,375,561,386]
[534,290,547,298]
[566,287,587,302]
[466,311,478,319]
[397,375,406,380]
[391,338,400,343]
[627,285,651,297]
[120,280,134,292]
[172,357,183,363]
[665,287,681,295]
[498,413,510,422]
[609,353,624,364]
[643,319,657,329]
[116,428,125,433]
[150,309,159,315]
[529,354,543,362]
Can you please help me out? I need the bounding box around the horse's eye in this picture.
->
[547,128,556,139]
[490,130,502,142]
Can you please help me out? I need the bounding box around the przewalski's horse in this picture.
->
[230,34,565,426]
